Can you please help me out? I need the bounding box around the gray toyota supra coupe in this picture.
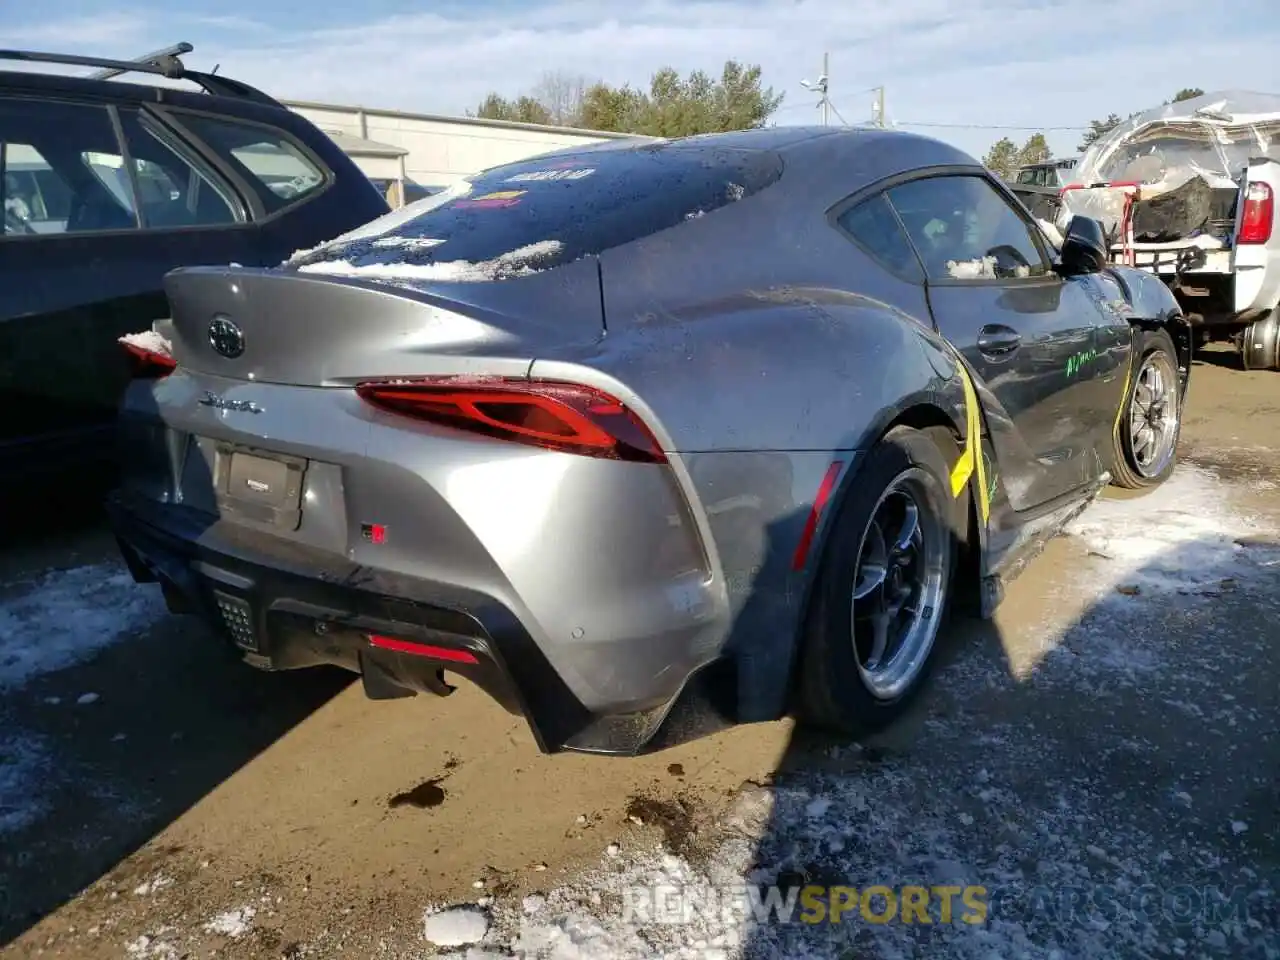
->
[107,126,1191,755]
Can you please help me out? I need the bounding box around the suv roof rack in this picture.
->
[0,43,282,106]
[85,42,193,80]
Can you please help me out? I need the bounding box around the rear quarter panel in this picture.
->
[532,294,969,720]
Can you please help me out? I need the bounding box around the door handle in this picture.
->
[977,325,1021,357]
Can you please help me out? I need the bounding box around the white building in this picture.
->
[283,99,641,205]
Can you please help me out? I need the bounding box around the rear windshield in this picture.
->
[286,144,784,279]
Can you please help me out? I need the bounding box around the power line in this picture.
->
[777,87,1085,130]
[891,121,1089,131]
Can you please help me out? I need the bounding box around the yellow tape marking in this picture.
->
[1112,356,1134,438]
[948,355,990,524]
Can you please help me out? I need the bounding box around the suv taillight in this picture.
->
[1239,182,1274,245]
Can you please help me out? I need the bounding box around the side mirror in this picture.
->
[1058,215,1108,276]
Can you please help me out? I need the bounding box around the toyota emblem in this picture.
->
[208,314,245,359]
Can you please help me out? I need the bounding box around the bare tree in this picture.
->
[530,70,593,126]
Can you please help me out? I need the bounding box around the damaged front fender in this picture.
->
[1104,265,1193,387]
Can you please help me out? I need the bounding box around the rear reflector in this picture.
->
[355,377,667,463]
[369,634,479,664]
[1239,182,1274,245]
[791,461,844,571]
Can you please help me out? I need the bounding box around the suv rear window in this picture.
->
[287,144,784,277]
[176,113,327,209]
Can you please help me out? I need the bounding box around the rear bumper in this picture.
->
[105,491,716,755]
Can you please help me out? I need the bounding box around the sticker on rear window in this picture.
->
[454,190,526,208]
[371,237,446,250]
[503,168,595,183]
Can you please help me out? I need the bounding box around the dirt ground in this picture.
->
[1,347,1278,959]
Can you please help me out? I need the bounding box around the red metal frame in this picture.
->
[1059,181,1143,266]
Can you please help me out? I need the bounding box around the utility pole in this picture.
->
[821,52,830,127]
[800,53,832,126]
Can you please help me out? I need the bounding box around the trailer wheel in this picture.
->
[1240,313,1280,371]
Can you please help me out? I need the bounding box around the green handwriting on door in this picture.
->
[1066,348,1097,378]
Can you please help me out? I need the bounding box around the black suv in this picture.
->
[0,44,389,493]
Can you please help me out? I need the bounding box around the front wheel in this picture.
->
[797,426,962,736]
[1110,328,1181,489]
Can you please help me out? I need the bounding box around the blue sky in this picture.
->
[3,0,1279,159]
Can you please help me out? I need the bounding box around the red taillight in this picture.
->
[355,378,667,464]
[1239,182,1274,245]
[119,338,176,379]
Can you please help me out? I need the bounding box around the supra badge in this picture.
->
[198,392,263,414]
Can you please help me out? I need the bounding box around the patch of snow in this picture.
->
[0,731,52,833]
[204,906,256,938]
[125,932,180,959]
[423,905,490,946]
[0,563,166,690]
[1037,218,1064,247]
[370,236,446,250]
[76,692,99,705]
[946,256,996,279]
[118,330,172,358]
[285,178,473,263]
[938,464,1280,693]
[495,752,1274,958]
[133,875,174,896]
[946,256,1031,280]
[1064,464,1273,597]
[295,239,565,283]
[467,463,1278,959]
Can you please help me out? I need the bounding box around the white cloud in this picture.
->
[1,0,1276,158]
[0,12,150,48]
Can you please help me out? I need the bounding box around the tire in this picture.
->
[1240,313,1280,372]
[1110,328,1181,490]
[797,425,964,737]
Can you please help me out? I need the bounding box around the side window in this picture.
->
[2,98,138,236]
[886,175,1051,282]
[114,110,241,229]
[1016,168,1036,185]
[175,113,327,210]
[836,194,924,282]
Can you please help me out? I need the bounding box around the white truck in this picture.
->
[1058,91,1280,370]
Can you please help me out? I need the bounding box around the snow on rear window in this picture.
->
[284,144,783,279]
[295,239,565,283]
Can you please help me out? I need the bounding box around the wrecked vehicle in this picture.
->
[108,127,1189,756]
[1059,91,1280,369]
